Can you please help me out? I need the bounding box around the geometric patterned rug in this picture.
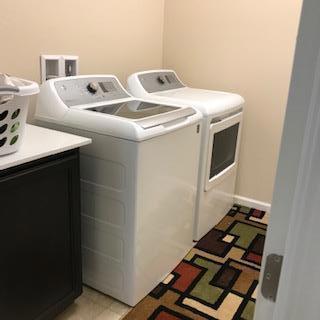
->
[124,204,268,320]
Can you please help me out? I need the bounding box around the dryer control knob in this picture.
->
[87,82,99,94]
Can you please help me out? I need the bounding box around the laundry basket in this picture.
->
[0,74,39,156]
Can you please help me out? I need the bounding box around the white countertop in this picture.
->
[0,124,91,170]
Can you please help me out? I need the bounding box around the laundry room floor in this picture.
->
[55,286,132,320]
[56,205,268,320]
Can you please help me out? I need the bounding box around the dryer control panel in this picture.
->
[54,76,130,107]
[138,71,184,93]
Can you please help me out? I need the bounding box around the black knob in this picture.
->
[87,82,99,94]
[157,76,166,85]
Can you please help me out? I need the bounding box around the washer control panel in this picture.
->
[138,71,184,93]
[54,77,130,107]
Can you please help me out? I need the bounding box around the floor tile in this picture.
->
[55,295,106,320]
[82,286,115,308]
[109,300,131,316]
[95,309,122,320]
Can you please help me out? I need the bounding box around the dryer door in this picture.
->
[205,111,242,191]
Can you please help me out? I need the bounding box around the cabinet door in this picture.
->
[0,152,81,320]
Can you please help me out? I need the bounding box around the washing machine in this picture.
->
[128,70,244,241]
[35,75,202,306]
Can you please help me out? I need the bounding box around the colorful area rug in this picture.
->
[124,204,268,320]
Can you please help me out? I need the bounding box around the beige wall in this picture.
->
[0,0,165,119]
[163,0,302,203]
[0,0,302,203]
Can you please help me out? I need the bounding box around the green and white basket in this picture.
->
[0,74,39,156]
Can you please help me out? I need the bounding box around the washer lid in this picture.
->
[86,100,178,119]
[85,100,196,129]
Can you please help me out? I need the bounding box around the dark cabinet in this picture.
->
[0,149,82,320]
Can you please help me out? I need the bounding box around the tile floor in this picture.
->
[55,286,132,320]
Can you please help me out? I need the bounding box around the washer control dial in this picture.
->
[87,82,99,94]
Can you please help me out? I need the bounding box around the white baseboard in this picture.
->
[234,195,271,212]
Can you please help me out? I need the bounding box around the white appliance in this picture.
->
[34,75,202,306]
[128,70,244,241]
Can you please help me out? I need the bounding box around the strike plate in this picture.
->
[261,254,283,302]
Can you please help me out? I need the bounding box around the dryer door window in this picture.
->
[205,111,242,191]
[210,123,239,179]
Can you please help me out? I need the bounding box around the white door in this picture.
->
[254,0,320,319]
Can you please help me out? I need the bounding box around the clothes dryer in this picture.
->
[128,70,244,241]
